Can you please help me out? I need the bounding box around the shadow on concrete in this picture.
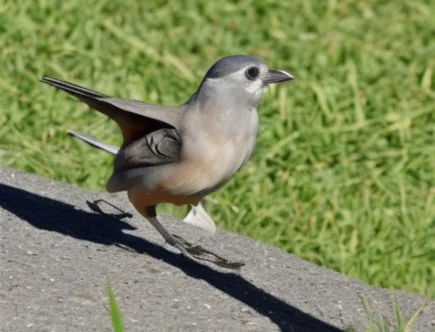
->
[0,183,343,332]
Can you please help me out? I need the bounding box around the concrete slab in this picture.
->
[1,167,433,331]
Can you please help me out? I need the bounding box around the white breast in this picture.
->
[161,108,258,196]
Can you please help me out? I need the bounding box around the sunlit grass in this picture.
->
[106,276,124,332]
[345,291,431,332]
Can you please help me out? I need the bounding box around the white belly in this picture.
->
[200,134,255,189]
[159,109,258,196]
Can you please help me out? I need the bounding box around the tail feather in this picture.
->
[40,76,184,147]
[40,76,105,99]
[68,130,119,155]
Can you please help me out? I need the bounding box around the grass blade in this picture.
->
[106,277,124,332]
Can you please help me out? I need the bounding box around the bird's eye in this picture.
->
[245,66,260,80]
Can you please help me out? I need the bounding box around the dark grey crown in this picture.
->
[204,55,265,79]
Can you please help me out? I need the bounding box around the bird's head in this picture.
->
[196,55,294,109]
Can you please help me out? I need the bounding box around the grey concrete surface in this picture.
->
[0,167,434,332]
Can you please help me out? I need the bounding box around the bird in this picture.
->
[40,55,294,268]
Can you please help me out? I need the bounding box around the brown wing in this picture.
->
[114,128,181,170]
[40,77,185,145]
[106,128,182,192]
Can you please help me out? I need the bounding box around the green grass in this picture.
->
[106,277,124,332]
[0,0,434,297]
[345,291,431,332]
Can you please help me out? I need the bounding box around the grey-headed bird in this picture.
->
[41,55,294,268]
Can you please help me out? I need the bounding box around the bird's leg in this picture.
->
[144,206,244,269]
[144,206,199,261]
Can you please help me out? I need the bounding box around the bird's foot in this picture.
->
[171,234,245,270]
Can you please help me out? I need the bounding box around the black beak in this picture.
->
[263,69,295,84]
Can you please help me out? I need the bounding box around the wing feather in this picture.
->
[40,77,185,145]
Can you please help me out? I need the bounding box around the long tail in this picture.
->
[40,77,118,126]
[67,130,119,155]
[40,76,106,99]
[40,76,184,147]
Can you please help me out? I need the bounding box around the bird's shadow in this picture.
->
[0,183,342,332]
